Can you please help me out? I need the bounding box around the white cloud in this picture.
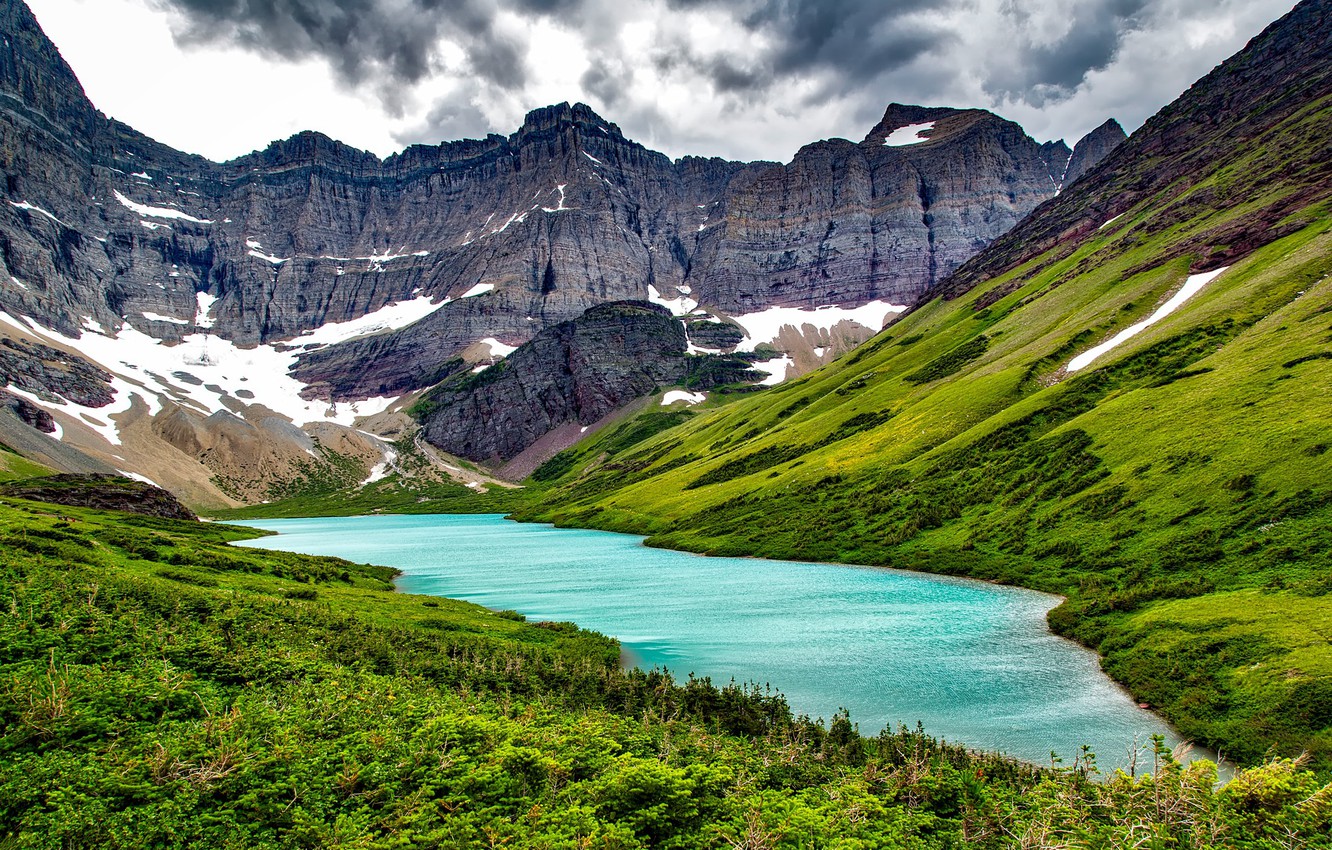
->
[26,0,1297,165]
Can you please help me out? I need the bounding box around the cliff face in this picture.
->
[689,104,1071,314]
[0,473,198,520]
[418,302,691,463]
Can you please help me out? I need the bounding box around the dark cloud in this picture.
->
[981,0,1152,105]
[580,56,629,109]
[155,0,541,112]
[750,0,956,78]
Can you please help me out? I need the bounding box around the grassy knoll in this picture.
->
[3,490,1330,847]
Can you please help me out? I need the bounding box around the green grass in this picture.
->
[3,491,1331,847]
[0,446,53,482]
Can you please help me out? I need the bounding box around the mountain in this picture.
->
[1061,118,1127,187]
[522,0,1332,768]
[0,0,1124,501]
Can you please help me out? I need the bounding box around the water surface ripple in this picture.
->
[236,513,1192,770]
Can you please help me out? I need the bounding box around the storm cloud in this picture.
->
[144,0,1296,160]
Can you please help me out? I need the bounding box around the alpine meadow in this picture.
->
[2,0,1332,847]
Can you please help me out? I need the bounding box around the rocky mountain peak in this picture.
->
[513,101,626,143]
[862,103,965,146]
[231,130,383,172]
[1062,118,1127,188]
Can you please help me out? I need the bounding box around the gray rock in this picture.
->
[419,302,689,463]
[1062,119,1127,189]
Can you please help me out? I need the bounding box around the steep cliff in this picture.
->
[418,302,693,463]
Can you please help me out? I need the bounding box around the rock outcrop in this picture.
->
[0,473,198,520]
[420,302,694,463]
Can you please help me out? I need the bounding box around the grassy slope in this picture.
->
[0,446,53,482]
[523,97,1332,770]
[9,498,1330,847]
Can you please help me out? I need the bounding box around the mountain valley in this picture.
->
[1,0,1331,845]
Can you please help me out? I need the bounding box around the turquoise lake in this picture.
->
[235,513,1203,771]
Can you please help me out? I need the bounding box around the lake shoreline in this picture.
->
[232,512,1220,774]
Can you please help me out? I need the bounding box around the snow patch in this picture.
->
[248,249,288,265]
[130,171,151,181]
[296,295,449,346]
[1067,267,1229,372]
[730,301,907,353]
[117,469,159,486]
[141,311,190,326]
[581,151,603,165]
[1099,214,1124,230]
[647,283,698,316]
[884,122,936,147]
[114,190,212,223]
[361,446,398,486]
[490,212,520,236]
[460,283,494,298]
[193,292,218,330]
[661,390,706,406]
[478,337,517,358]
[9,201,69,228]
[753,355,793,386]
[542,184,569,213]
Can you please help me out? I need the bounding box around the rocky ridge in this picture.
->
[420,302,706,464]
[1061,119,1127,188]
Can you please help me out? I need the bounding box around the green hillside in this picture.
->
[4,488,1332,847]
[521,84,1332,768]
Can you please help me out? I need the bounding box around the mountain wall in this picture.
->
[0,0,1122,499]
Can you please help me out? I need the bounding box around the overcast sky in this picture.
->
[27,0,1296,164]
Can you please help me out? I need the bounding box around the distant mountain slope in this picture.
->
[940,0,1332,302]
[524,0,1332,768]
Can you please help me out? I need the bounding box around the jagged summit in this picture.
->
[514,101,627,141]
[1062,118,1127,188]
[230,130,383,172]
